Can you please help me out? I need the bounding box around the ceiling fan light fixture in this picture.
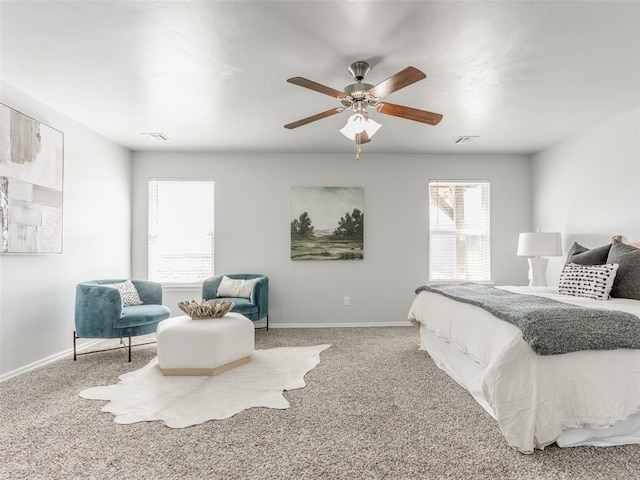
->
[339,113,382,141]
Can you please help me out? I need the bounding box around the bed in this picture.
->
[408,238,640,454]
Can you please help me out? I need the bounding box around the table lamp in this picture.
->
[517,232,562,286]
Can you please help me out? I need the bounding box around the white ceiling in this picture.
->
[1,1,639,155]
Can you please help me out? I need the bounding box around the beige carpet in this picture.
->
[1,326,640,479]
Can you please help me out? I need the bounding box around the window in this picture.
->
[428,181,490,282]
[148,179,214,284]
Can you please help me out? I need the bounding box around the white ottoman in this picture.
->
[157,312,254,376]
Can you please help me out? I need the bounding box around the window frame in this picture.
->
[428,180,491,283]
[147,178,215,287]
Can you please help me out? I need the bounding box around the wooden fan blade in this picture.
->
[375,102,443,126]
[284,107,345,129]
[355,131,371,145]
[367,66,426,99]
[287,77,348,99]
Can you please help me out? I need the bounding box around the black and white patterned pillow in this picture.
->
[103,280,143,307]
[558,263,619,300]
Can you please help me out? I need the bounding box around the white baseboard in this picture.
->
[0,339,102,383]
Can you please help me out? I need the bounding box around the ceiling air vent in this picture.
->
[141,132,171,141]
[453,136,478,144]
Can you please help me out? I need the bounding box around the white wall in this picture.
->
[0,83,132,377]
[132,152,532,327]
[532,106,640,283]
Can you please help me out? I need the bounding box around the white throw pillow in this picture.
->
[216,276,258,299]
[558,263,619,300]
[103,280,144,307]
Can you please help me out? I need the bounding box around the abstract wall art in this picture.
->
[0,103,64,254]
[290,186,364,260]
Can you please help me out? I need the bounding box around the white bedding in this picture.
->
[408,286,640,453]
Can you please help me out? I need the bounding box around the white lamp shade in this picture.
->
[517,232,562,257]
[340,114,382,140]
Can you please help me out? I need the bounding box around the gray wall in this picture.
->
[0,83,132,377]
[2,85,635,377]
[532,106,640,283]
[132,152,532,327]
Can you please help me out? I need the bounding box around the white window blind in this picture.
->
[428,181,491,282]
[148,179,214,284]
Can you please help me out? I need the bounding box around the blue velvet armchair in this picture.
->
[201,274,269,330]
[74,279,171,361]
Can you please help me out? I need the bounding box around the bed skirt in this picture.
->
[419,325,640,450]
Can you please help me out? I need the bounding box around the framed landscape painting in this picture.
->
[290,186,364,260]
[0,103,64,254]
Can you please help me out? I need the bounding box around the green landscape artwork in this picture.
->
[290,186,363,260]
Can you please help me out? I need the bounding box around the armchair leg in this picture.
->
[266,315,269,331]
[73,336,156,361]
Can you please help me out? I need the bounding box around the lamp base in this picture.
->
[527,257,549,287]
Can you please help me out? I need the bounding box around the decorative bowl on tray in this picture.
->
[178,300,235,319]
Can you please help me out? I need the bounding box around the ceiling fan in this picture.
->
[284,61,443,151]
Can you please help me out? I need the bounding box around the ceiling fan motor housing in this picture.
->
[343,82,374,98]
[344,61,376,106]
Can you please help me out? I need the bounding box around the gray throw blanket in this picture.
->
[416,283,640,355]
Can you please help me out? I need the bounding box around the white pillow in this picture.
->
[216,276,258,299]
[558,263,619,300]
[103,280,144,307]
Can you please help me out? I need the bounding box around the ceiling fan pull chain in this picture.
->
[356,144,362,161]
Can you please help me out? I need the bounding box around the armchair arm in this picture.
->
[75,283,123,338]
[252,276,269,320]
[202,275,224,300]
[131,279,164,305]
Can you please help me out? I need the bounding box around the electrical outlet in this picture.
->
[343,296,350,306]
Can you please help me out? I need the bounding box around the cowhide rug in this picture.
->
[80,344,331,428]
